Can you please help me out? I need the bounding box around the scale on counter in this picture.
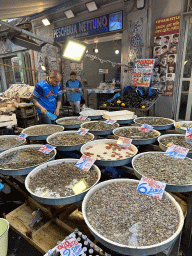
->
[99,69,108,82]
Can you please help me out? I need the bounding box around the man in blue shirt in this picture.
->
[31,70,62,124]
[66,71,82,116]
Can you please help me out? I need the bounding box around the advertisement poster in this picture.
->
[132,59,155,87]
[152,15,180,96]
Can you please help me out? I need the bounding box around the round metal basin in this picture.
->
[47,131,94,151]
[174,121,192,134]
[82,178,184,256]
[22,124,64,141]
[113,126,161,145]
[132,151,192,192]
[80,110,105,120]
[0,144,56,176]
[81,139,138,167]
[25,158,101,205]
[81,121,119,136]
[56,116,91,129]
[158,134,192,158]
[134,117,175,131]
[0,135,26,154]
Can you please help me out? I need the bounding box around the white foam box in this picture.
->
[103,110,135,120]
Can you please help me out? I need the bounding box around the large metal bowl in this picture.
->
[22,124,64,141]
[0,135,26,153]
[113,126,161,145]
[158,134,192,158]
[174,121,192,134]
[132,151,192,192]
[0,144,56,176]
[134,117,175,131]
[81,139,138,167]
[81,121,119,136]
[47,131,94,151]
[56,116,91,129]
[82,178,184,256]
[25,158,101,205]
[80,110,106,120]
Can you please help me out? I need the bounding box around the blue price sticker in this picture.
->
[164,144,189,160]
[104,118,116,125]
[76,128,89,136]
[185,128,192,144]
[15,133,28,141]
[138,123,153,132]
[77,115,88,120]
[75,155,95,172]
[57,237,83,256]
[137,176,166,199]
[38,144,55,154]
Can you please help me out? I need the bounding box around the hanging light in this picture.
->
[115,49,119,54]
[113,40,119,54]
[94,42,98,53]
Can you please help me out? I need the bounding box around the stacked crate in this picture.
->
[16,104,37,128]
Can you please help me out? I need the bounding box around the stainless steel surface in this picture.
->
[82,178,184,255]
[25,158,101,205]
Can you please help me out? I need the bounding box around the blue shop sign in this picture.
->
[54,11,123,42]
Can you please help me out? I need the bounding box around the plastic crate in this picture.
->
[16,105,36,118]
[17,116,37,128]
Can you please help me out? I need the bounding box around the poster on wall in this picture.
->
[152,15,180,96]
[131,59,155,87]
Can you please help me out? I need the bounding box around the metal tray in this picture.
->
[47,131,94,151]
[113,126,161,145]
[174,121,192,134]
[81,139,138,167]
[134,117,175,131]
[22,124,64,141]
[80,110,105,120]
[82,178,184,256]
[81,121,119,136]
[56,116,91,129]
[0,135,26,153]
[0,144,56,176]
[25,158,101,205]
[132,151,192,192]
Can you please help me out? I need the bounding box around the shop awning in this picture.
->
[0,0,79,20]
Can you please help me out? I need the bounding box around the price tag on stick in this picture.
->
[77,115,88,120]
[15,133,28,141]
[57,237,83,255]
[104,118,116,125]
[38,144,55,154]
[76,128,89,135]
[185,128,192,144]
[75,155,95,172]
[137,176,166,199]
[138,123,153,132]
[117,136,132,148]
[164,144,189,160]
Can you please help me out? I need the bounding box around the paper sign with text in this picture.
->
[138,124,153,132]
[38,144,55,154]
[164,144,189,160]
[104,118,116,125]
[77,115,88,120]
[76,128,89,135]
[117,137,132,148]
[57,237,83,255]
[137,176,166,199]
[75,155,95,172]
[185,128,192,144]
[15,133,28,141]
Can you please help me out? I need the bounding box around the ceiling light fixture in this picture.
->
[42,18,50,26]
[86,1,98,12]
[64,10,75,19]
[94,42,98,53]
[62,38,87,62]
[115,49,119,54]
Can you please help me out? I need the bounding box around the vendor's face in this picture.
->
[70,75,76,82]
[49,75,62,86]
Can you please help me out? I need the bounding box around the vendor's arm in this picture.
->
[31,84,47,114]
[54,85,62,116]
[74,81,83,92]
[66,81,76,92]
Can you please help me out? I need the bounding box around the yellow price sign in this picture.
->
[72,179,88,195]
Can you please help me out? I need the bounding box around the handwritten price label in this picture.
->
[137,176,166,199]
[57,237,83,256]
[75,155,95,172]
[117,137,132,148]
[164,144,189,160]
[104,118,116,125]
[38,144,55,154]
[185,128,192,144]
[76,128,89,136]
[15,133,28,141]
[138,124,153,132]
[77,115,88,120]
